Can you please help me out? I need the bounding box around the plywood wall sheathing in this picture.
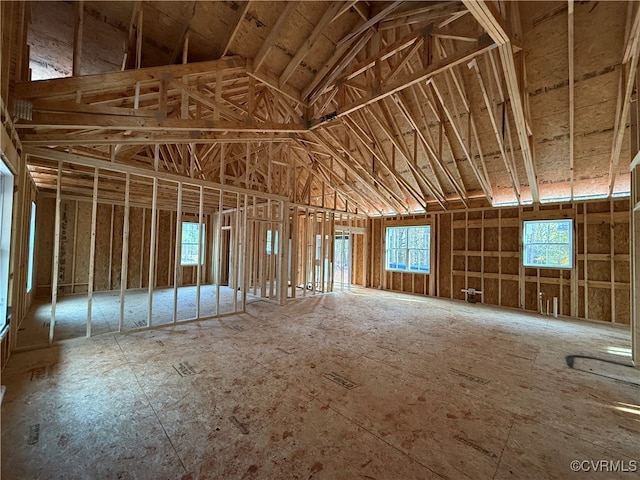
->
[370,198,630,324]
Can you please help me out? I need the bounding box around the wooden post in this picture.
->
[291,207,299,299]
[86,168,98,337]
[498,211,502,306]
[430,216,436,297]
[611,199,616,323]
[70,201,78,293]
[583,206,589,319]
[232,193,240,312]
[465,210,469,292]
[279,201,289,304]
[196,185,204,318]
[119,173,130,331]
[260,207,268,296]
[241,194,249,310]
[139,208,145,288]
[220,143,225,185]
[632,165,640,366]
[147,176,158,327]
[49,162,63,343]
[571,204,579,317]
[382,218,387,291]
[108,205,114,289]
[302,208,309,297]
[319,211,325,293]
[173,182,182,323]
[519,207,525,309]
[215,190,223,316]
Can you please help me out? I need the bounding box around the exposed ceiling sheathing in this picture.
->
[16,0,638,215]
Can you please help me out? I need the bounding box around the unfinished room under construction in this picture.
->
[1,1,640,478]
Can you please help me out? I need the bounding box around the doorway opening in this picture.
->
[334,233,351,290]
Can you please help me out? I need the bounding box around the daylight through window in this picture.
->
[27,202,36,292]
[266,230,278,255]
[385,225,431,273]
[180,222,205,266]
[523,219,573,268]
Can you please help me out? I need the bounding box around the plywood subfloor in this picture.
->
[2,288,639,479]
[16,285,245,348]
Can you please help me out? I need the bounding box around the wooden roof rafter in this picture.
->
[463,0,539,202]
[467,56,520,203]
[290,139,375,214]
[221,1,252,57]
[342,115,431,211]
[390,79,467,205]
[253,2,300,72]
[399,88,447,199]
[369,98,447,209]
[335,118,412,209]
[306,28,376,105]
[428,40,491,202]
[309,34,496,128]
[320,127,410,213]
[609,2,640,194]
[279,1,344,89]
[306,130,403,214]
[338,1,404,48]
[378,2,468,31]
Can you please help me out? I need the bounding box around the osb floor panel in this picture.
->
[16,286,245,348]
[2,288,639,479]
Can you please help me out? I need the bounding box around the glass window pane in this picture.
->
[523,220,572,268]
[180,222,205,265]
[385,226,430,273]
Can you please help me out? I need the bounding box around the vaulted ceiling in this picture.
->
[12,1,639,215]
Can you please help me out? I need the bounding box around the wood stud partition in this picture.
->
[288,206,367,298]
[22,159,287,346]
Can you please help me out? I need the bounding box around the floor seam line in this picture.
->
[113,335,190,475]
[492,420,514,479]
[326,404,447,480]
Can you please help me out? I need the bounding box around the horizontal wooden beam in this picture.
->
[17,112,307,133]
[25,146,288,201]
[15,56,247,99]
[20,132,294,146]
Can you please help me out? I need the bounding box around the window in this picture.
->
[180,222,205,266]
[27,202,36,292]
[266,230,278,255]
[523,219,573,268]
[385,225,431,273]
[0,162,15,333]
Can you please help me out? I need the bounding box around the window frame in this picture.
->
[522,219,573,269]
[385,225,431,274]
[180,221,206,266]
